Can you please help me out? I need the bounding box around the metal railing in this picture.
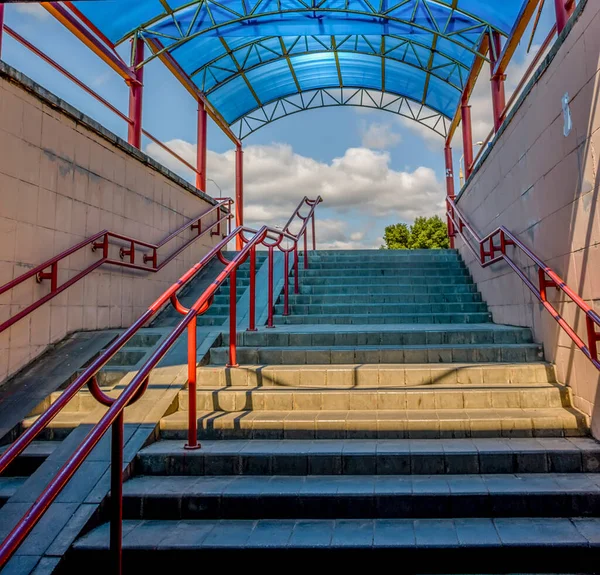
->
[1,23,208,182]
[0,199,233,335]
[447,196,600,370]
[0,195,322,573]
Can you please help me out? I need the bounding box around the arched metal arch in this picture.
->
[230,88,449,140]
[192,34,469,101]
[132,2,498,70]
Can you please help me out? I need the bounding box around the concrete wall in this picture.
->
[455,0,600,433]
[0,63,222,385]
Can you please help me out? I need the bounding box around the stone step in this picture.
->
[0,477,26,507]
[221,326,534,347]
[105,347,149,367]
[181,384,567,412]
[209,343,543,366]
[291,277,474,286]
[273,303,489,316]
[300,262,467,270]
[159,406,586,440]
[196,363,557,388]
[294,269,471,278]
[296,284,479,295]
[0,441,60,476]
[135,438,600,476]
[118,473,600,520]
[159,315,228,327]
[306,256,462,263]
[282,293,483,305]
[275,312,492,325]
[70,517,600,571]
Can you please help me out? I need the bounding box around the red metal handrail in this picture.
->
[2,23,207,182]
[447,196,600,369]
[0,196,323,573]
[0,199,233,335]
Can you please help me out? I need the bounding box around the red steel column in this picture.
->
[127,38,144,149]
[235,144,243,250]
[461,100,474,182]
[0,5,5,59]
[196,100,207,191]
[489,31,507,133]
[444,146,456,249]
[555,0,575,34]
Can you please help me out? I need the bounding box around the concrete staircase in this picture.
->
[66,248,600,571]
[159,249,584,439]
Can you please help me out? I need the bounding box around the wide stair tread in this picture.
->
[136,438,600,475]
[209,343,543,365]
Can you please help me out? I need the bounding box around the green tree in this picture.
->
[382,216,449,250]
[381,223,410,249]
[409,215,450,249]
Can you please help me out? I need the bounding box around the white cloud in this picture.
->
[360,122,402,149]
[145,140,445,248]
[14,3,50,20]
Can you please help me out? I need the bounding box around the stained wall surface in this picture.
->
[0,64,223,384]
[455,1,600,432]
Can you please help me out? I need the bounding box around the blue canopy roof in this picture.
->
[75,0,528,138]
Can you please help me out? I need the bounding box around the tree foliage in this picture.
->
[382,215,450,250]
[382,223,411,250]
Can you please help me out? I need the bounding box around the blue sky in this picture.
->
[2,2,559,248]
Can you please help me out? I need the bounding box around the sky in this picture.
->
[2,2,559,249]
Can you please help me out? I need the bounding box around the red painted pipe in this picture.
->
[127,38,144,148]
[247,247,257,331]
[235,145,244,250]
[0,5,5,58]
[489,31,507,133]
[283,251,290,316]
[110,412,124,575]
[555,0,575,34]
[461,102,474,181]
[267,246,275,328]
[228,269,238,366]
[185,315,199,449]
[294,244,299,295]
[196,100,207,191]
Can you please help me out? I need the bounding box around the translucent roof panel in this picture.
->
[74,0,529,138]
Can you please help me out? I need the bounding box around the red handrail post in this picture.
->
[586,315,600,363]
[247,246,257,331]
[110,412,124,575]
[555,0,575,34]
[36,262,59,292]
[0,5,5,59]
[444,145,456,248]
[266,246,275,328]
[303,231,309,270]
[127,38,144,149]
[235,144,244,250]
[461,99,474,181]
[294,244,299,295]
[185,314,200,449]
[311,213,316,251]
[489,31,507,133]
[283,251,290,316]
[196,100,207,191]
[227,268,238,366]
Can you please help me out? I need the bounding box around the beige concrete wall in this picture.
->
[455,0,600,432]
[0,64,222,385]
